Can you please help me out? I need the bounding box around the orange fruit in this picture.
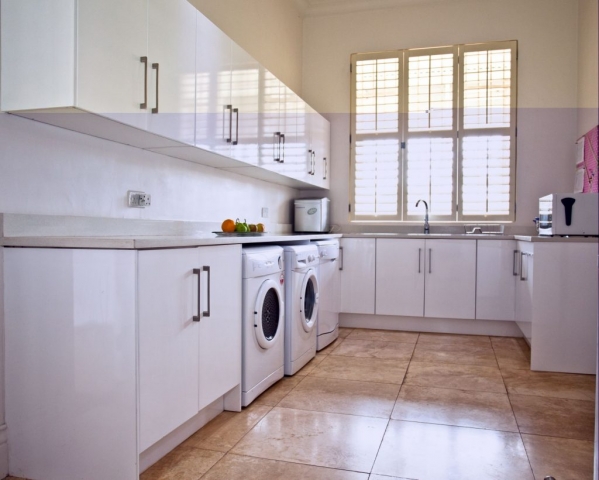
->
[257,223,265,233]
[221,219,236,233]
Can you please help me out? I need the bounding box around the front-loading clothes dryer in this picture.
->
[241,246,285,407]
[283,245,319,375]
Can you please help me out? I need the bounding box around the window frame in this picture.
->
[349,40,518,223]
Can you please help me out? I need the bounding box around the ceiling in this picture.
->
[292,0,463,17]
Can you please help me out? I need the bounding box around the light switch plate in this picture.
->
[128,191,151,208]
[261,207,269,218]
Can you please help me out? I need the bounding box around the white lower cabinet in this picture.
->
[374,239,476,319]
[514,241,534,342]
[4,248,138,480]
[376,239,425,317]
[139,245,241,451]
[476,240,517,321]
[4,244,242,479]
[340,238,376,314]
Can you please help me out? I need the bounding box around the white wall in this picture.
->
[189,0,304,95]
[0,113,297,227]
[302,0,580,231]
[577,0,598,137]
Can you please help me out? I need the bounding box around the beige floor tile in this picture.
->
[502,368,596,401]
[412,342,498,367]
[253,376,304,407]
[202,453,369,479]
[391,385,518,431]
[491,337,531,357]
[418,332,491,346]
[330,339,415,361]
[182,404,271,453]
[346,328,419,344]
[373,420,533,480]
[522,434,594,480]
[510,394,595,441]
[491,337,532,370]
[404,361,506,393]
[369,476,411,480]
[294,352,327,376]
[338,327,354,339]
[140,446,223,480]
[232,407,388,472]
[279,376,400,418]
[317,337,345,355]
[310,355,409,385]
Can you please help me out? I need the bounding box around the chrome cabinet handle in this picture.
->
[520,252,527,281]
[428,249,432,274]
[232,108,239,146]
[140,57,148,109]
[308,150,313,173]
[339,246,344,271]
[273,132,280,162]
[192,268,202,322]
[202,266,211,317]
[323,157,328,180]
[280,134,285,163]
[312,151,316,175]
[226,105,233,143]
[151,63,159,114]
[513,250,519,276]
[418,248,422,273]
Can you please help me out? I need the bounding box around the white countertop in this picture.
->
[341,232,598,243]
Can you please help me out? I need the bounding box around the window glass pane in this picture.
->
[354,139,400,216]
[463,49,511,129]
[461,135,511,215]
[408,53,454,132]
[406,138,454,216]
[355,58,400,134]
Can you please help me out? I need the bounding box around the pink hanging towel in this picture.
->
[582,125,598,193]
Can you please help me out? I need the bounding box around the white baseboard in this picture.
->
[340,313,523,337]
[139,397,224,474]
[0,424,7,478]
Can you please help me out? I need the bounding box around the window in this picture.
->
[350,41,517,222]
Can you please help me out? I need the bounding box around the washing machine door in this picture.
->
[254,278,284,349]
[299,268,319,332]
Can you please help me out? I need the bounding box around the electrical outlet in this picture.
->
[128,191,151,208]
[261,207,269,218]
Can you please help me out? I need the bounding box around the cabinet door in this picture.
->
[147,0,196,145]
[5,249,137,480]
[195,11,232,157]
[197,245,242,411]
[230,43,261,165]
[279,86,305,180]
[376,239,425,317]
[515,242,534,341]
[476,240,516,321]
[77,0,148,130]
[138,248,200,451]
[340,238,376,314]
[424,239,476,319]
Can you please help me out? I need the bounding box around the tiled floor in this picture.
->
[10,329,591,480]
[137,328,596,480]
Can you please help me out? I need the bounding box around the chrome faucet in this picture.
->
[415,199,430,234]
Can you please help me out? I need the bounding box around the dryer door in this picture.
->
[299,268,319,332]
[254,278,284,349]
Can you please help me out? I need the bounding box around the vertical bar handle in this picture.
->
[273,132,280,162]
[192,268,202,322]
[418,248,422,273]
[280,134,285,163]
[520,252,527,281]
[202,266,211,317]
[226,105,233,143]
[232,108,239,146]
[140,57,148,109]
[308,150,313,173]
[339,246,344,271]
[151,63,159,114]
[513,250,519,276]
[323,157,328,180]
[428,249,432,274]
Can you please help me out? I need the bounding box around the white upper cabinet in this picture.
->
[146,0,197,145]
[376,239,425,317]
[260,70,284,171]
[476,240,516,321]
[311,112,331,189]
[424,239,477,319]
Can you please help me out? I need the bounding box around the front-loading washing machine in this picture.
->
[242,246,285,407]
[283,245,320,375]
